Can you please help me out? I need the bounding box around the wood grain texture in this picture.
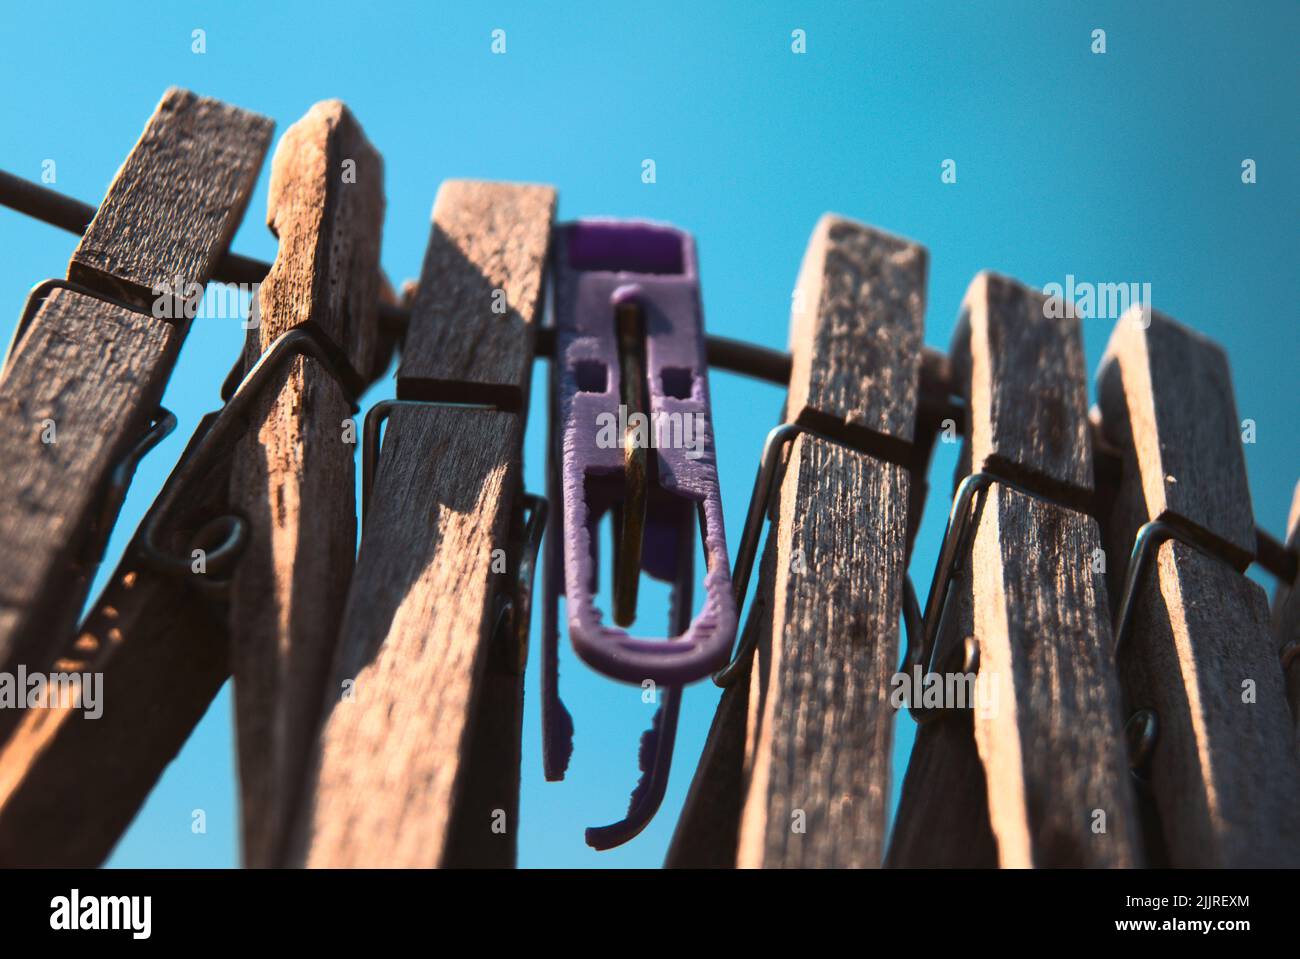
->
[229,101,384,868]
[287,180,555,867]
[727,214,922,868]
[969,488,1140,865]
[397,179,556,409]
[0,418,231,866]
[786,214,925,445]
[1098,306,1300,866]
[0,89,270,674]
[960,273,1139,866]
[1114,542,1299,865]
[958,272,1093,496]
[69,88,274,308]
[1097,307,1256,568]
[671,215,923,868]
[1274,482,1300,748]
[288,407,521,867]
[0,294,179,670]
[738,437,908,867]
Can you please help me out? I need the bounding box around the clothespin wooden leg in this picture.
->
[1097,308,1300,866]
[887,439,999,866]
[0,417,230,866]
[228,101,385,868]
[669,509,791,867]
[0,88,272,676]
[287,180,555,867]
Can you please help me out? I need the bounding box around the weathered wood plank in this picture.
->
[890,277,1142,867]
[968,489,1140,865]
[289,406,522,867]
[0,417,231,866]
[397,179,556,408]
[785,216,924,448]
[1098,306,1300,866]
[0,267,399,867]
[287,180,555,867]
[960,274,1094,495]
[672,215,924,868]
[0,89,272,673]
[1100,310,1257,569]
[739,438,909,867]
[0,296,175,664]
[68,88,272,307]
[961,273,1139,866]
[729,215,924,868]
[229,101,385,868]
[1274,482,1300,748]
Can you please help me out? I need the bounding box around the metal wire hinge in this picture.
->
[713,420,934,688]
[1108,517,1299,777]
[138,324,366,580]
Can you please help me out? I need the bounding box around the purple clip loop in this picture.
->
[541,219,736,848]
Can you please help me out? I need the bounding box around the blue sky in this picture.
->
[0,1,1295,868]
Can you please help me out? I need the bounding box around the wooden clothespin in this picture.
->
[0,245,398,868]
[287,180,555,867]
[891,273,1141,866]
[672,214,926,867]
[0,89,272,673]
[1097,307,1300,866]
[227,101,386,867]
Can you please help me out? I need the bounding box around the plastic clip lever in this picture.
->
[542,220,737,849]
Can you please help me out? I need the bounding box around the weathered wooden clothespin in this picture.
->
[891,273,1141,866]
[1097,307,1300,866]
[288,179,555,867]
[227,101,385,867]
[0,89,272,674]
[672,214,926,867]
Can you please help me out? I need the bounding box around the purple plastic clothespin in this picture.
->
[542,219,737,849]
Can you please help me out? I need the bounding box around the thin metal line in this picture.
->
[713,423,831,687]
[1108,518,1264,661]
